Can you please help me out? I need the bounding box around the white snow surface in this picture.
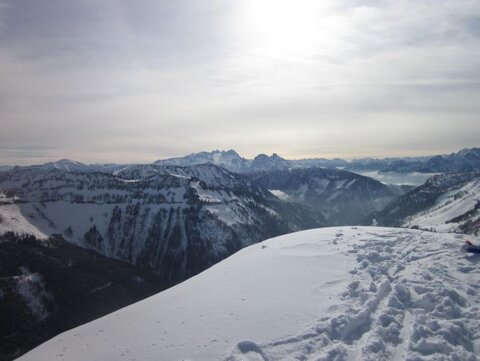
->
[0,200,48,239]
[403,177,480,234]
[18,227,480,361]
[269,189,289,201]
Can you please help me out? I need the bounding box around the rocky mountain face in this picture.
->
[154,150,296,173]
[248,168,402,225]
[249,153,291,171]
[153,150,250,173]
[0,232,167,361]
[368,172,480,235]
[0,164,323,283]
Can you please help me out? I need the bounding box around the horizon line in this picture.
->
[1,146,478,167]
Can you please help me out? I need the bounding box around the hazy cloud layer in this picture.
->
[0,0,479,164]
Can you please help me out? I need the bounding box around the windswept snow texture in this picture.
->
[18,227,480,361]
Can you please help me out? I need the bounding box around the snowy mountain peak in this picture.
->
[455,147,480,159]
[251,153,291,171]
[209,149,241,157]
[154,149,248,173]
[224,149,241,156]
[48,159,86,170]
[154,150,296,173]
[55,159,82,164]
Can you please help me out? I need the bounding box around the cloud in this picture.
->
[0,0,479,164]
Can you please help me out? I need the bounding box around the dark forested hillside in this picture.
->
[0,233,168,361]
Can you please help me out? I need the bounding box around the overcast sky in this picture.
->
[1,0,479,165]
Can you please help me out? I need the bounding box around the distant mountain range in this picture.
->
[3,147,479,175]
[155,148,480,174]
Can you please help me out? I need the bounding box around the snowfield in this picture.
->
[0,196,48,239]
[403,177,480,234]
[17,227,480,361]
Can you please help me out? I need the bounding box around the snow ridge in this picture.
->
[227,228,479,361]
[17,227,480,361]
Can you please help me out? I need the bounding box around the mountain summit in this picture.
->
[154,150,248,173]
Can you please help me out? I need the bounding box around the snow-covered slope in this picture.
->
[0,193,48,239]
[116,163,249,189]
[402,176,480,234]
[18,227,480,361]
[371,172,480,235]
[0,165,322,283]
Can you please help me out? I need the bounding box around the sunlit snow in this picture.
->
[18,227,480,361]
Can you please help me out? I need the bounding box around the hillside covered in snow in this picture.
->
[370,172,480,235]
[18,227,480,361]
[0,164,322,283]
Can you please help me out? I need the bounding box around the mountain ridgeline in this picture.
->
[1,148,480,285]
[0,164,323,283]
[152,148,480,174]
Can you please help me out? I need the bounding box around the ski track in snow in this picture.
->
[227,228,480,361]
[17,227,480,361]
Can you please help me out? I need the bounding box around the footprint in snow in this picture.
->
[235,340,268,361]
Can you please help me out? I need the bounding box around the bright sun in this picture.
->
[240,0,324,61]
